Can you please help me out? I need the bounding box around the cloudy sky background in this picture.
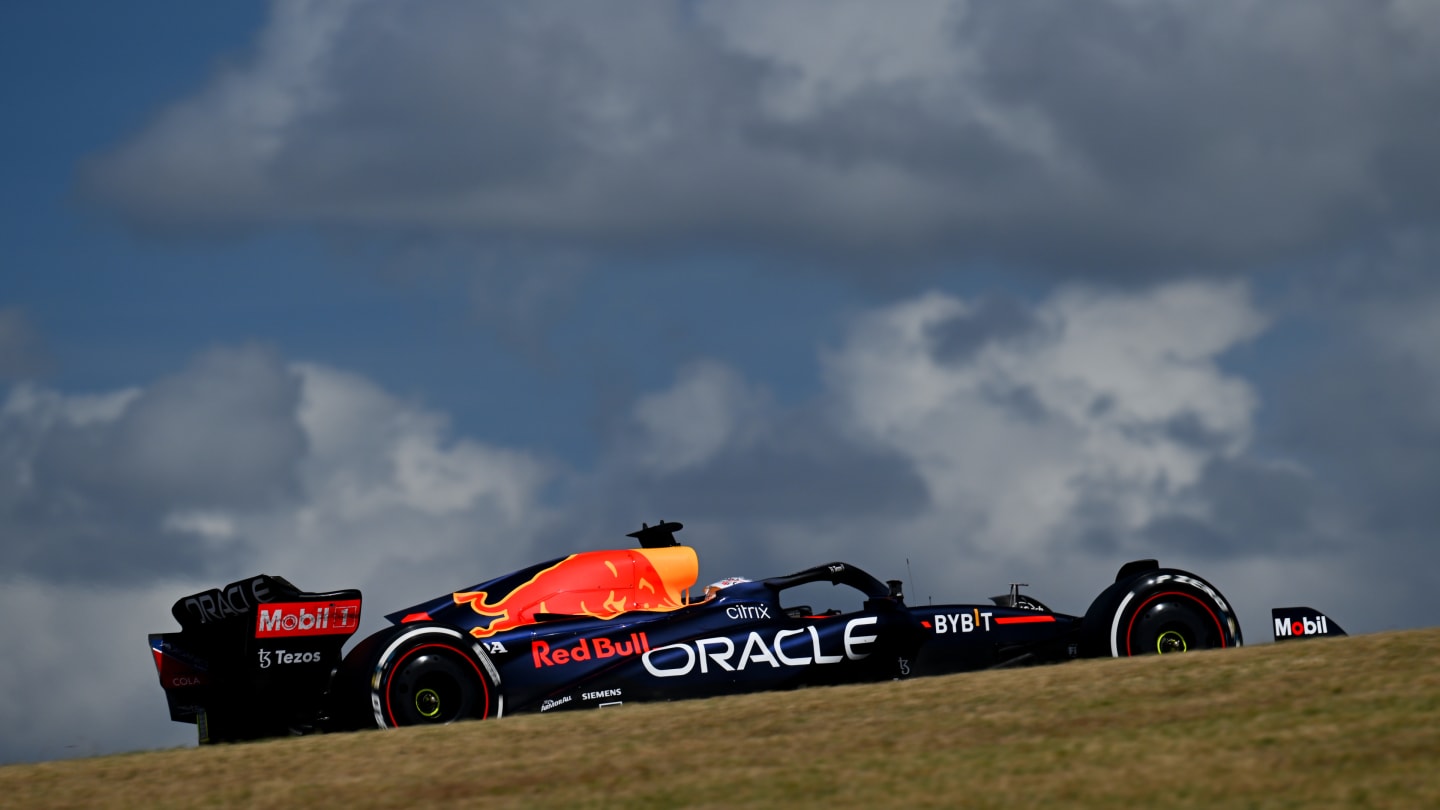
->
[4,0,1440,763]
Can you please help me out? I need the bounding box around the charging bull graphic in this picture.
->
[454,547,699,639]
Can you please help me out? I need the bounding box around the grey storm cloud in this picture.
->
[2,346,304,583]
[34,347,305,510]
[1272,338,1440,548]
[926,295,1044,365]
[79,1,1440,274]
[1139,458,1325,560]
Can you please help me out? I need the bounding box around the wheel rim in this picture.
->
[384,648,479,725]
[1125,595,1217,656]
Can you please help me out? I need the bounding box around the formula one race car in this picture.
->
[149,521,1345,743]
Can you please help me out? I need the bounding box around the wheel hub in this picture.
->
[415,687,441,718]
[1156,630,1188,654]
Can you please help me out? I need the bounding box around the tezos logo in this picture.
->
[258,648,323,668]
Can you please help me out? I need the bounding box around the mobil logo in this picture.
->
[1274,613,1331,638]
[255,600,362,638]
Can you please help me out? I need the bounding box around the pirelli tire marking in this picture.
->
[369,625,503,728]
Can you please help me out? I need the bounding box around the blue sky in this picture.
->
[4,1,1440,764]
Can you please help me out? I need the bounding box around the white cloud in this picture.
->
[295,363,549,523]
[162,509,239,543]
[0,351,556,763]
[630,360,767,473]
[702,0,968,120]
[826,281,1266,557]
[2,382,138,426]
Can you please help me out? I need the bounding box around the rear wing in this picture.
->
[1272,607,1347,642]
[149,574,361,742]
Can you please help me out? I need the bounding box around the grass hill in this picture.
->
[4,628,1437,809]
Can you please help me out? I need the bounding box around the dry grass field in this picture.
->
[4,628,1437,809]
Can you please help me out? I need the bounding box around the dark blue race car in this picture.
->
[149,521,1343,743]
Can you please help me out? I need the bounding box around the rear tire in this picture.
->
[340,624,501,729]
[1124,595,1216,656]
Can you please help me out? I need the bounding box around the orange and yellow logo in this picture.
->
[454,546,698,638]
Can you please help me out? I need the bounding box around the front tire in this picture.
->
[1123,594,1218,656]
[1081,568,1242,658]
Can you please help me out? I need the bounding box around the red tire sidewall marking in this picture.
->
[382,642,491,726]
[1123,591,1226,657]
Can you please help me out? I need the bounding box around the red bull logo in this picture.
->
[532,632,652,667]
[456,547,698,639]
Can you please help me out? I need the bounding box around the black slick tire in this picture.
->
[1081,568,1242,658]
[341,624,502,729]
